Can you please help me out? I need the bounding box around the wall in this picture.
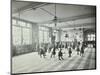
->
[32,23,39,51]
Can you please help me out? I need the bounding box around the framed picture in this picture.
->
[11,0,96,74]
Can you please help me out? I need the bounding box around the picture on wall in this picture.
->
[11,0,96,74]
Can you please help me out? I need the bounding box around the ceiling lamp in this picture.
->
[53,16,57,26]
[65,33,68,38]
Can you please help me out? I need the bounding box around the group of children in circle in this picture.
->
[39,42,85,60]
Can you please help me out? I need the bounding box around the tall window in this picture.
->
[12,19,16,25]
[18,21,26,27]
[44,31,49,43]
[39,26,49,44]
[87,34,95,41]
[12,26,21,45]
[12,19,32,45]
[23,28,32,45]
[39,30,43,43]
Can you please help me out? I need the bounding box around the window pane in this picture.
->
[44,31,49,43]
[12,26,21,45]
[12,19,16,25]
[91,34,95,41]
[27,23,32,28]
[39,30,43,43]
[88,37,91,41]
[18,21,26,26]
[91,34,94,38]
[88,34,91,38]
[23,28,32,45]
[39,26,49,31]
[91,37,93,41]
[93,37,95,41]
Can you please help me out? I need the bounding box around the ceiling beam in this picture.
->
[40,8,55,16]
[12,2,50,14]
[38,13,96,24]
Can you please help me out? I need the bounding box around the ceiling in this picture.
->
[12,0,96,29]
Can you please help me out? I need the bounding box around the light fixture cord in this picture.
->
[55,3,56,17]
[54,3,57,27]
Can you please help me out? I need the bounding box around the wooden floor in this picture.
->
[12,47,96,74]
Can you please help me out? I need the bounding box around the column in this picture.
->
[32,24,39,51]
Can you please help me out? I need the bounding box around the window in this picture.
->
[87,34,95,41]
[18,21,26,27]
[27,23,32,28]
[39,30,43,43]
[23,28,32,45]
[39,26,49,31]
[12,19,16,25]
[88,34,91,41]
[92,34,95,41]
[12,26,21,45]
[44,31,49,43]
[12,19,32,45]
[39,26,49,43]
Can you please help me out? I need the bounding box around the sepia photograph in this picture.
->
[11,0,96,74]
